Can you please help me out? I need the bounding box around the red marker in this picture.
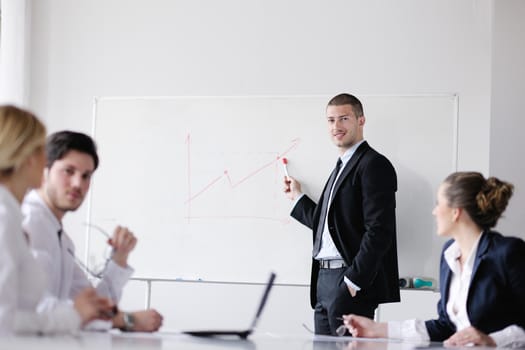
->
[282,158,290,178]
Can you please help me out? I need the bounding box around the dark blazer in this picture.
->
[291,141,400,308]
[425,231,525,341]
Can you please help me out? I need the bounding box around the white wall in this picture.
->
[0,0,31,105]
[489,0,525,240]
[29,0,492,173]
[27,0,499,329]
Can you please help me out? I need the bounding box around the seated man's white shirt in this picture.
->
[22,190,134,330]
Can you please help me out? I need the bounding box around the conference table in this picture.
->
[0,331,498,350]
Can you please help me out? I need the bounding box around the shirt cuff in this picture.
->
[84,319,113,331]
[343,276,361,291]
[490,325,525,348]
[292,193,305,207]
[387,319,430,341]
[20,298,82,335]
[57,303,82,332]
[388,321,402,339]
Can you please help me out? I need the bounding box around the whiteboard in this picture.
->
[87,95,457,285]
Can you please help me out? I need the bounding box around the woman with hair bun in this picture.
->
[0,105,114,335]
[342,171,525,348]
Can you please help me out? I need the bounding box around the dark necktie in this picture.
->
[312,158,342,257]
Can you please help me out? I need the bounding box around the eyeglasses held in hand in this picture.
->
[302,321,348,337]
[67,248,109,279]
[84,222,111,239]
[67,222,114,279]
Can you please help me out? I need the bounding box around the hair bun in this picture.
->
[476,177,514,217]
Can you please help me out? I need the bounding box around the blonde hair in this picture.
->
[0,105,47,177]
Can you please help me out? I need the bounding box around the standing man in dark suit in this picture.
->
[284,93,400,335]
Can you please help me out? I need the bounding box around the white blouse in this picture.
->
[0,185,80,335]
[387,234,525,348]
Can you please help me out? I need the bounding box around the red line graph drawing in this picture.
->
[184,135,300,222]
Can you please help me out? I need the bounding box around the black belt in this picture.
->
[318,259,347,269]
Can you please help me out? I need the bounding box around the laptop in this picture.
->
[182,272,276,339]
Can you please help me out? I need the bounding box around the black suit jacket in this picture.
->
[291,141,400,308]
[425,231,525,341]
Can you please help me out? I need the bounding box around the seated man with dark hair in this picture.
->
[23,130,163,332]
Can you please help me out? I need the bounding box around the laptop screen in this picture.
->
[182,272,276,338]
[249,272,276,330]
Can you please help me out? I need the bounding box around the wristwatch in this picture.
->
[122,312,135,332]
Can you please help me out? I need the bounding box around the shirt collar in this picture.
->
[23,189,63,233]
[339,140,365,167]
[444,231,484,273]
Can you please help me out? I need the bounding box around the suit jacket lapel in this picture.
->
[465,231,490,320]
[440,251,452,308]
[471,231,490,283]
[331,141,370,196]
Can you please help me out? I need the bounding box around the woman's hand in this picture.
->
[343,314,388,338]
[444,326,496,347]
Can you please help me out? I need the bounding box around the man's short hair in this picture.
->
[46,131,99,169]
[327,93,364,118]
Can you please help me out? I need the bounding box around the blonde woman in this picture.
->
[0,105,114,335]
[343,172,525,348]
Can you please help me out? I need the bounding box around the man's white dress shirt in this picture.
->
[22,190,133,330]
[295,140,365,291]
